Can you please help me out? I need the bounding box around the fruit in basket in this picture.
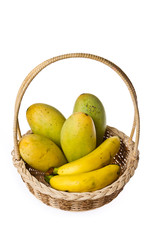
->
[47,164,120,192]
[49,136,120,175]
[26,103,65,147]
[73,93,106,146]
[60,112,96,162]
[19,134,67,172]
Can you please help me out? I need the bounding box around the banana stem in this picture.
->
[45,167,54,176]
[45,167,58,178]
[44,175,53,183]
[53,168,58,175]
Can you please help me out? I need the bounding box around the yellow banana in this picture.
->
[49,164,120,192]
[52,136,120,175]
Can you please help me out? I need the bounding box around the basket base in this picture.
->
[25,179,123,211]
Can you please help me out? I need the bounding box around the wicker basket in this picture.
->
[12,53,140,211]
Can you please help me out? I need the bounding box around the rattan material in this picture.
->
[12,53,140,211]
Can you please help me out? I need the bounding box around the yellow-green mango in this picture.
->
[26,103,65,147]
[60,112,96,162]
[73,93,106,146]
[19,134,67,172]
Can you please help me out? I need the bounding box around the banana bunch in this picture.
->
[45,136,121,192]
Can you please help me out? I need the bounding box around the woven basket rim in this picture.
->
[12,126,139,202]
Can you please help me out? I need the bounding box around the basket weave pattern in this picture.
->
[12,53,140,211]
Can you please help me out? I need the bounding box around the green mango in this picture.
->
[26,103,65,147]
[60,112,96,162]
[73,93,106,146]
[19,134,67,172]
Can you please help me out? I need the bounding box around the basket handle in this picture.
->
[13,53,140,160]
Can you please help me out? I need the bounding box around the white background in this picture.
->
[1,0,160,239]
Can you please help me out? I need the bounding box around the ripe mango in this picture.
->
[19,134,67,172]
[73,93,106,146]
[26,103,65,147]
[60,112,96,162]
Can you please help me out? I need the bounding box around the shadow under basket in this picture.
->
[12,53,140,211]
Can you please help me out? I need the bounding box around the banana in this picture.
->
[48,164,120,192]
[51,136,120,175]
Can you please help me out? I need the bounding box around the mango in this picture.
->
[60,112,96,162]
[19,134,67,172]
[73,93,106,146]
[26,103,65,147]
